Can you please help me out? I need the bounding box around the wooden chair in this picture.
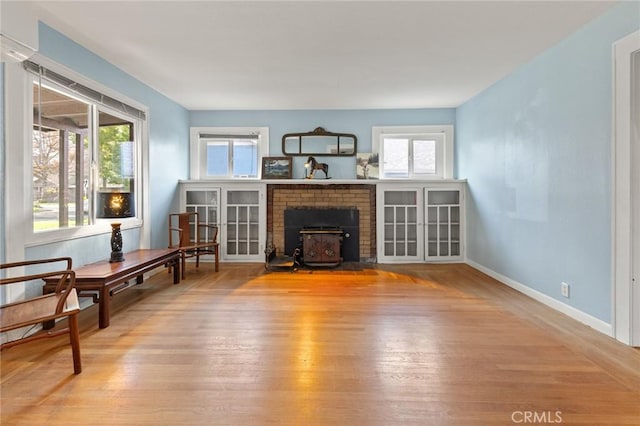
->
[168,212,219,279]
[1,257,82,374]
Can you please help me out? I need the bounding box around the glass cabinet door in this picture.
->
[379,189,422,262]
[224,189,262,260]
[426,189,461,259]
[184,188,220,244]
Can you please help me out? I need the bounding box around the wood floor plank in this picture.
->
[2,263,639,425]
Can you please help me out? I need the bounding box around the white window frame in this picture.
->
[4,55,148,249]
[190,127,269,180]
[372,125,454,180]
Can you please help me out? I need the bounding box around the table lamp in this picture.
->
[97,192,135,262]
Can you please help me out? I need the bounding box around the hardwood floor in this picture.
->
[2,263,639,425]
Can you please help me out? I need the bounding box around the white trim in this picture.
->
[5,62,29,263]
[3,62,28,305]
[467,259,613,337]
[612,30,640,346]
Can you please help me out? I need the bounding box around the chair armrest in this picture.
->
[1,257,77,330]
[168,226,183,248]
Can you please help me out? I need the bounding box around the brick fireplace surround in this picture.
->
[266,184,376,261]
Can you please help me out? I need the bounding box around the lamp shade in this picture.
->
[97,192,135,219]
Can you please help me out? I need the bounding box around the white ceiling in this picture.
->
[30,1,616,110]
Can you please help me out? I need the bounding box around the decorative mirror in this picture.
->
[282,127,357,156]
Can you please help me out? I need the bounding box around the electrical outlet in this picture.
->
[561,282,570,298]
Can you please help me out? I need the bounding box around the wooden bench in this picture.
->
[42,249,180,329]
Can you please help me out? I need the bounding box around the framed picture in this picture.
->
[356,152,379,179]
[262,157,292,179]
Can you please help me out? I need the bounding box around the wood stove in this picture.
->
[300,227,343,266]
[284,208,359,262]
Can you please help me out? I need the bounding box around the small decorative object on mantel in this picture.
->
[356,152,379,180]
[304,156,330,179]
[262,157,292,179]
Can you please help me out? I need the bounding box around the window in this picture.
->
[373,125,453,180]
[28,60,145,234]
[190,127,269,179]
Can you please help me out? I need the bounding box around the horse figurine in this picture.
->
[305,156,329,179]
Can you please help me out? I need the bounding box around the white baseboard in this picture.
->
[466,259,613,337]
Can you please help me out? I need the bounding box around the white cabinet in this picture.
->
[377,183,464,263]
[180,182,265,262]
[223,188,263,261]
[378,188,423,262]
[426,189,462,261]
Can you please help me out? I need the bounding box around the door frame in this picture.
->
[612,30,640,346]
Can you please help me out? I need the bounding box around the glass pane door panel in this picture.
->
[384,191,416,205]
[451,242,460,256]
[384,224,394,240]
[384,207,394,224]
[407,207,417,223]
[250,242,259,254]
[249,206,259,222]
[427,206,437,223]
[227,224,237,240]
[439,206,449,223]
[428,225,437,240]
[238,242,248,255]
[227,190,259,204]
[429,190,459,205]
[451,206,460,223]
[207,207,218,224]
[407,224,417,240]
[250,224,259,238]
[227,241,237,255]
[239,207,248,223]
[384,242,394,256]
[227,206,237,223]
[440,225,449,240]
[239,225,248,240]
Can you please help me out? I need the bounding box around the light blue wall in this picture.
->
[190,109,455,179]
[456,2,640,322]
[24,23,189,264]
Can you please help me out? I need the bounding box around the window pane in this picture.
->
[232,139,258,177]
[32,83,90,232]
[412,139,436,174]
[98,111,135,193]
[206,141,229,176]
[382,138,409,178]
